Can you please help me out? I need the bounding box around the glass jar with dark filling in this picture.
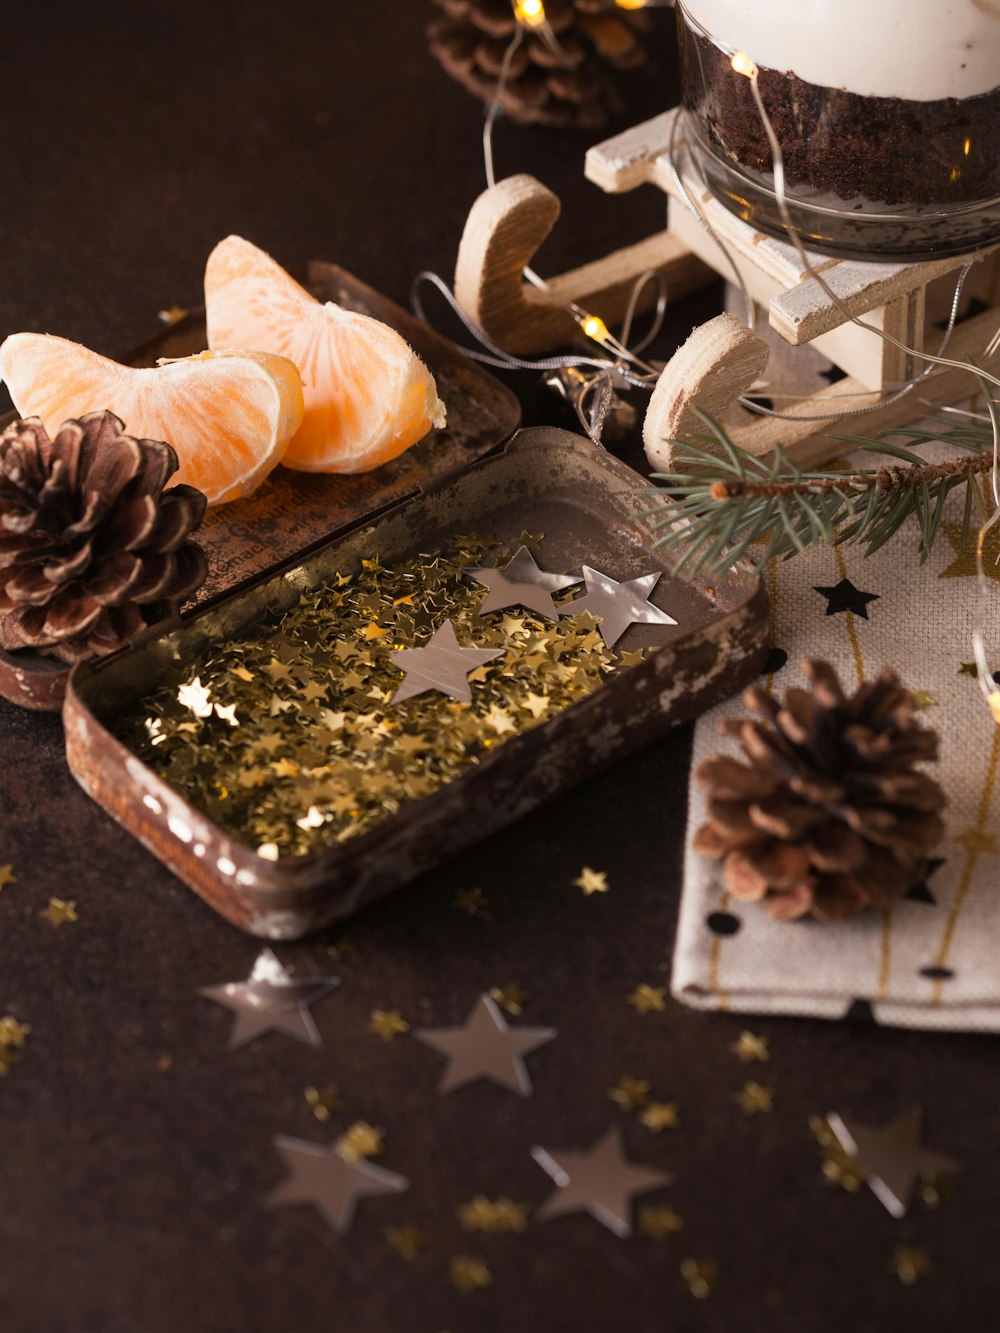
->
[677,0,1000,259]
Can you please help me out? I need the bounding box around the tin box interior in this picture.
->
[65,427,768,939]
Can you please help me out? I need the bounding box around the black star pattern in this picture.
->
[813,578,880,619]
[706,911,741,936]
[906,858,946,906]
[844,998,877,1024]
[760,647,788,677]
[919,965,955,981]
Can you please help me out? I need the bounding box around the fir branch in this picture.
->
[640,410,996,577]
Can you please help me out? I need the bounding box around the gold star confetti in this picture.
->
[335,1121,384,1163]
[891,1245,931,1285]
[450,1256,493,1294]
[574,866,608,896]
[41,897,78,926]
[0,1048,21,1076]
[385,1223,426,1259]
[640,1101,680,1132]
[629,984,666,1015]
[458,1195,529,1233]
[680,1258,719,1299]
[121,535,628,859]
[920,1174,954,1208]
[0,1017,31,1048]
[304,1085,344,1121]
[736,1081,774,1115]
[369,1009,409,1042]
[454,887,488,916]
[0,865,17,891]
[609,1076,651,1112]
[639,1205,684,1239]
[809,1115,865,1192]
[731,1031,770,1064]
[488,982,528,1016]
[908,689,936,710]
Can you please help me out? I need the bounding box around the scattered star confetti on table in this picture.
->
[415,994,555,1096]
[559,566,677,648]
[304,1085,344,1122]
[891,1245,931,1285]
[384,1223,426,1260]
[532,1126,672,1239]
[628,984,666,1015]
[574,867,608,896]
[0,864,17,891]
[0,1016,31,1048]
[731,1031,770,1064]
[199,948,339,1049]
[488,982,528,1015]
[369,1009,409,1042]
[736,1081,774,1115]
[454,887,488,916]
[40,898,77,926]
[470,545,579,618]
[826,1107,958,1219]
[609,1077,651,1112]
[450,1255,493,1294]
[267,1135,408,1235]
[336,1121,385,1163]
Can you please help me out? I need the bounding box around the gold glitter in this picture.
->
[0,1017,31,1048]
[639,1206,684,1239]
[891,1245,931,1285]
[304,1085,344,1121]
[385,1223,426,1259]
[458,1196,529,1233]
[0,865,17,891]
[454,887,488,916]
[809,1114,866,1192]
[369,1009,409,1041]
[574,867,608,896]
[736,1081,774,1115]
[680,1258,719,1299]
[731,1031,770,1063]
[120,536,624,859]
[41,898,78,926]
[450,1256,493,1294]
[640,1101,680,1132]
[609,1077,651,1111]
[629,984,666,1014]
[336,1121,385,1162]
[488,983,528,1015]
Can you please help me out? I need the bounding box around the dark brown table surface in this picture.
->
[3,5,997,1331]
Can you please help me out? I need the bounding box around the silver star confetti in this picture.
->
[827,1107,958,1219]
[200,948,339,1049]
[560,566,677,648]
[267,1135,409,1234]
[414,993,555,1095]
[389,620,504,704]
[532,1125,672,1238]
[470,545,579,619]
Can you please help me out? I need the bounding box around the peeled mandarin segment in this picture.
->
[204,234,446,475]
[0,334,304,506]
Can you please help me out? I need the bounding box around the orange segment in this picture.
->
[205,234,446,474]
[0,336,303,506]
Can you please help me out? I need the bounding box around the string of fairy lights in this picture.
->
[420,0,1000,719]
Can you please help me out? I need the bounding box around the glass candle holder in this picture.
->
[677,0,1000,260]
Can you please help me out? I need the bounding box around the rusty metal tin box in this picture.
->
[64,427,768,939]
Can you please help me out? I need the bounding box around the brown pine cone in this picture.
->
[0,411,208,665]
[427,0,651,130]
[693,660,946,922]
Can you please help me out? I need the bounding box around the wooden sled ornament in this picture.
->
[455,108,1000,470]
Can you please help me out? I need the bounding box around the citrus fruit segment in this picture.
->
[0,335,304,506]
[204,234,447,474]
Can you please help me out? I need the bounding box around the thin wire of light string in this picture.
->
[742,62,1000,714]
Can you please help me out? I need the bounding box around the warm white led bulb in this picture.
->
[513,0,546,27]
[730,50,758,79]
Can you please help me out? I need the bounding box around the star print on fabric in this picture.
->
[813,578,880,619]
[826,1107,958,1219]
[267,1135,408,1234]
[200,948,339,1049]
[389,620,504,704]
[906,857,946,905]
[559,566,677,648]
[414,993,555,1096]
[531,1126,672,1238]
[470,546,579,619]
[939,521,1000,583]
